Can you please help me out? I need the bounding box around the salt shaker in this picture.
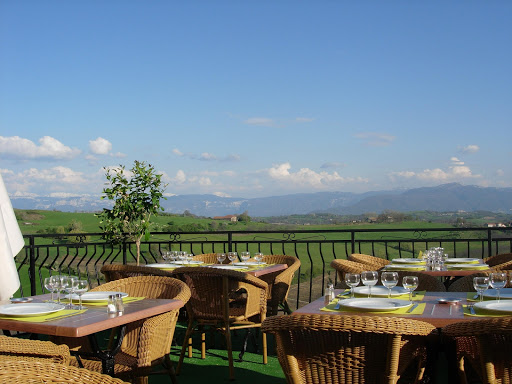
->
[107,294,117,314]
[324,283,335,305]
[115,293,124,314]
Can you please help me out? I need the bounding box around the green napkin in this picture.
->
[447,265,489,271]
[463,305,512,317]
[0,309,87,322]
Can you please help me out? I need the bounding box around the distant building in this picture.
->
[213,215,238,222]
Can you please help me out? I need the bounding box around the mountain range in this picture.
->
[10,183,512,217]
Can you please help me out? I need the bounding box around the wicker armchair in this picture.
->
[56,276,191,384]
[330,259,369,288]
[171,266,268,380]
[101,263,175,282]
[257,254,301,315]
[262,314,436,384]
[442,318,512,384]
[484,252,512,267]
[349,253,390,270]
[0,335,70,365]
[0,360,129,384]
[447,272,492,292]
[192,253,230,264]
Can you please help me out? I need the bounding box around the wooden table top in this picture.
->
[293,290,506,328]
[0,295,184,338]
[247,263,287,277]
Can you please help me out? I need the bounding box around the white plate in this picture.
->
[0,303,65,317]
[174,260,204,265]
[353,285,409,297]
[232,262,266,266]
[391,258,426,264]
[66,291,128,302]
[208,265,249,270]
[385,264,425,270]
[446,264,489,269]
[483,288,512,299]
[146,263,180,269]
[474,300,512,314]
[445,258,481,264]
[338,298,411,312]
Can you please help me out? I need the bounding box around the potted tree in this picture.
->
[97,160,167,265]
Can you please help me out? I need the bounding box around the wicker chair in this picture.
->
[101,263,175,282]
[192,253,230,264]
[262,314,436,384]
[171,266,268,380]
[330,259,369,288]
[447,271,492,292]
[442,317,512,384]
[349,253,391,270]
[55,276,191,384]
[0,360,129,384]
[0,335,70,365]
[484,252,512,267]
[257,254,301,315]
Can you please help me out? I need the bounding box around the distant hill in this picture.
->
[10,183,512,217]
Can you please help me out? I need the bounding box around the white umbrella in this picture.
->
[0,174,23,301]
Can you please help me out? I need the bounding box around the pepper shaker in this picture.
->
[107,294,117,314]
[115,293,124,314]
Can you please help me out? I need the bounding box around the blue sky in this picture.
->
[1,0,511,200]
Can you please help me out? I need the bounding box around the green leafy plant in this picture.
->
[97,160,167,265]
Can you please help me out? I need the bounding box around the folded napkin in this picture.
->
[385,265,426,271]
[60,296,145,307]
[445,260,480,264]
[447,265,489,271]
[0,308,87,322]
[321,299,425,315]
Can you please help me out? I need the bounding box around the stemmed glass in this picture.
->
[254,253,264,264]
[44,277,57,303]
[360,271,379,298]
[490,272,507,302]
[50,275,64,303]
[344,273,360,298]
[61,276,78,309]
[402,276,419,304]
[240,252,250,263]
[216,253,226,264]
[381,271,399,298]
[73,279,89,310]
[473,276,489,302]
[177,251,187,264]
[227,252,238,263]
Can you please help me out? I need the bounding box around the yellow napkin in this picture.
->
[418,251,423,259]
[462,305,512,317]
[384,265,426,271]
[321,299,425,315]
[60,296,145,307]
[0,309,87,322]
[466,292,512,302]
[445,259,480,264]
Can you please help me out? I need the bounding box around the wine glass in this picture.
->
[344,273,360,298]
[490,272,507,302]
[61,276,78,309]
[177,251,187,264]
[240,252,250,263]
[73,279,89,310]
[254,253,264,264]
[360,271,379,298]
[50,275,64,303]
[402,275,419,304]
[473,276,489,302]
[227,252,238,263]
[216,253,226,264]
[44,277,57,303]
[381,271,399,298]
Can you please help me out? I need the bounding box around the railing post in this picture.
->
[350,231,356,254]
[122,240,127,264]
[228,232,233,252]
[487,228,493,258]
[28,235,36,296]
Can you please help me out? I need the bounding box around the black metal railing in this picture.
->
[16,226,512,310]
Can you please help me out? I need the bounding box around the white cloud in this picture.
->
[450,157,465,165]
[173,148,240,162]
[354,132,395,147]
[200,152,217,161]
[173,148,184,156]
[0,136,81,160]
[213,191,231,197]
[89,137,112,155]
[497,169,505,177]
[295,117,314,123]
[268,162,367,188]
[461,144,480,154]
[390,157,481,182]
[244,117,275,127]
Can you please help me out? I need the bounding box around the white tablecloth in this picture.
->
[0,174,23,301]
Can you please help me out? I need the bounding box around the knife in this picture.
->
[469,305,476,315]
[334,301,342,310]
[407,303,419,313]
[472,294,479,300]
